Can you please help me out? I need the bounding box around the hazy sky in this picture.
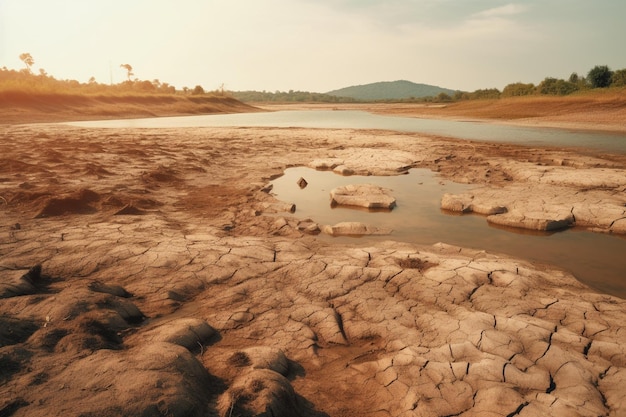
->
[1,0,625,93]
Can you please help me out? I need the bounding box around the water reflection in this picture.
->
[271,167,626,299]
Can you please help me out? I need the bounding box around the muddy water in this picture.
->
[271,167,626,299]
[67,110,626,153]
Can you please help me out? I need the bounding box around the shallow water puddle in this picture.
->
[271,167,626,299]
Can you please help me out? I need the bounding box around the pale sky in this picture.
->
[1,0,625,93]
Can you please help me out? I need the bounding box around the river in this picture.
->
[67,110,626,154]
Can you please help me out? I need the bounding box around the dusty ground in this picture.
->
[1,101,626,416]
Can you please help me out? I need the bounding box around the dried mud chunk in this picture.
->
[217,369,307,417]
[25,343,212,417]
[0,317,39,347]
[228,346,289,376]
[35,189,100,217]
[330,184,396,209]
[132,318,218,352]
[88,280,133,298]
[0,264,47,298]
[0,399,29,417]
[142,165,179,183]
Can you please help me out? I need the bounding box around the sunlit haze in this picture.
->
[1,0,625,93]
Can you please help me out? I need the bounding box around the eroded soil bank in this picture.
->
[1,122,626,417]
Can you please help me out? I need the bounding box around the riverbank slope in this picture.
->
[258,90,626,133]
[0,91,259,124]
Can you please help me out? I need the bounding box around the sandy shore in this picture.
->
[1,105,626,416]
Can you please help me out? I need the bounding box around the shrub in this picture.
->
[610,68,626,87]
[502,82,535,97]
[192,85,205,95]
[537,77,578,95]
[587,65,613,88]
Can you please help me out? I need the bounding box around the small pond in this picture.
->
[271,167,626,299]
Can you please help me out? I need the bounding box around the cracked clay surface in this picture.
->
[1,124,626,417]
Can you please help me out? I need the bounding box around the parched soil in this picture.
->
[1,100,626,417]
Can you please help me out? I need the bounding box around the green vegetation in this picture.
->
[231,90,356,103]
[232,65,625,104]
[587,65,613,88]
[502,83,535,97]
[0,53,222,97]
[2,53,625,106]
[536,78,579,96]
[496,65,624,99]
[612,69,626,87]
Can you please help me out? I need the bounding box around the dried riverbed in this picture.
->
[1,123,626,417]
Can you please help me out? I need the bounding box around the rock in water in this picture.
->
[296,177,308,189]
[330,184,396,209]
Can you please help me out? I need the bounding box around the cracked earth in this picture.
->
[1,123,626,416]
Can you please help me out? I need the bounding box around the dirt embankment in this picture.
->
[0,90,260,124]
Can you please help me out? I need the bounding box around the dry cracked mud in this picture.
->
[1,123,626,417]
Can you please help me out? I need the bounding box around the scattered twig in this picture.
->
[197,341,204,356]
[0,196,7,205]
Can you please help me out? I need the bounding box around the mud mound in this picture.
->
[131,318,218,351]
[35,188,100,218]
[6,190,52,206]
[0,158,40,174]
[0,265,48,298]
[83,162,113,177]
[28,343,213,417]
[142,165,180,183]
[217,369,309,417]
[0,317,39,347]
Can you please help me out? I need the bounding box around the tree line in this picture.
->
[419,65,626,103]
[234,65,626,103]
[231,90,356,103]
[2,54,625,102]
[1,53,218,96]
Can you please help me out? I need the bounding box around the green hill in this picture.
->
[326,80,456,100]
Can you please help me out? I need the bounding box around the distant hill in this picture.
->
[326,80,456,101]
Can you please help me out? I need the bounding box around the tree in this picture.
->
[537,77,578,95]
[453,90,470,100]
[19,53,34,73]
[436,92,451,102]
[502,82,535,97]
[610,68,626,87]
[137,80,156,91]
[568,72,579,84]
[120,64,134,82]
[192,85,205,95]
[470,88,501,99]
[587,65,613,88]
